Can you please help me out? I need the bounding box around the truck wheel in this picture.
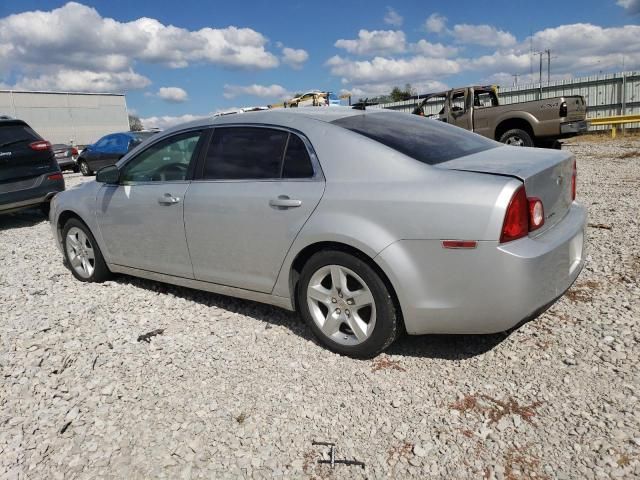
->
[500,129,534,147]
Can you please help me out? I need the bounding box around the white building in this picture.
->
[0,90,130,146]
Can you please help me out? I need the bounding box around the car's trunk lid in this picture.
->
[0,122,54,182]
[435,145,574,234]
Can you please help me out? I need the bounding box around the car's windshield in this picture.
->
[331,112,497,165]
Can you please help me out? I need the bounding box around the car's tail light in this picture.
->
[500,185,546,243]
[29,140,52,151]
[500,185,529,243]
[71,147,78,156]
[528,197,544,231]
[47,172,63,181]
[571,159,577,201]
[559,101,567,117]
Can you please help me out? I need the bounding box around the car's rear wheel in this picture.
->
[297,250,399,358]
[78,159,92,176]
[62,218,110,282]
[500,129,534,147]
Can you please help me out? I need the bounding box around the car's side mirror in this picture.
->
[96,165,120,184]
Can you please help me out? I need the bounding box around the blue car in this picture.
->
[77,131,158,176]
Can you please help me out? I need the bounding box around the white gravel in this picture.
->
[1,138,639,479]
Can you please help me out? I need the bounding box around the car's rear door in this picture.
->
[96,129,206,278]
[183,126,324,293]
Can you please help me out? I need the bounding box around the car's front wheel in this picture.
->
[297,250,400,358]
[62,218,110,282]
[78,159,92,176]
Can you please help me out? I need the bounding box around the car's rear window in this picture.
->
[0,123,40,148]
[331,112,497,165]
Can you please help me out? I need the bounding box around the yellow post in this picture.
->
[611,126,616,139]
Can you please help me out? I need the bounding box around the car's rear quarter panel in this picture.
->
[271,121,518,299]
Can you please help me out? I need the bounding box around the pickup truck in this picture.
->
[412,86,588,147]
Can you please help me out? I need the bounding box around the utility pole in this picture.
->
[539,52,543,98]
[546,49,551,84]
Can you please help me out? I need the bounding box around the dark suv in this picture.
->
[0,118,65,215]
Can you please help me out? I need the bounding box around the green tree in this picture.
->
[128,114,143,131]
[389,83,414,102]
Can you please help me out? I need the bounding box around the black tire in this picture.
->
[499,128,534,147]
[40,202,50,217]
[61,218,111,282]
[78,159,92,176]
[297,250,400,358]
[72,164,80,173]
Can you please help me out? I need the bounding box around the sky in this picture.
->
[1,0,639,128]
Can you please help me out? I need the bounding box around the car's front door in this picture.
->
[447,89,473,131]
[96,129,205,277]
[184,126,324,293]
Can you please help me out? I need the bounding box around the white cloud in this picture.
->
[452,24,516,47]
[424,13,447,34]
[343,79,448,99]
[469,23,640,79]
[157,86,188,103]
[13,69,151,93]
[140,113,208,130]
[617,0,640,14]
[281,47,309,69]
[326,54,461,85]
[223,84,289,99]
[412,40,458,57]
[335,30,406,56]
[0,2,279,92]
[384,7,403,27]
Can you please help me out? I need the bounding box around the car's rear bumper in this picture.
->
[375,203,587,334]
[0,173,65,214]
[560,120,588,135]
[56,158,76,170]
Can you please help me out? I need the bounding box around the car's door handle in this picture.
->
[158,193,181,205]
[269,195,302,209]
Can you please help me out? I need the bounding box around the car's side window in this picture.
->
[120,131,202,183]
[94,136,111,150]
[203,127,288,180]
[282,134,314,178]
[451,92,466,112]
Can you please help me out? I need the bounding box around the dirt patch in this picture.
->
[371,356,406,373]
[565,280,600,303]
[451,395,542,426]
[618,150,640,159]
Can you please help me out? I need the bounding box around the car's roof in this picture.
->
[164,106,377,135]
[0,118,28,127]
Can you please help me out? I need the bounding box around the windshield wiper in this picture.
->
[0,138,32,148]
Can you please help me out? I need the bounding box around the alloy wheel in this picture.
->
[306,264,376,346]
[66,227,96,279]
[505,135,525,146]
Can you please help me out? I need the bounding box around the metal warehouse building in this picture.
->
[0,90,130,146]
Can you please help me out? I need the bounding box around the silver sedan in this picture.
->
[49,108,586,358]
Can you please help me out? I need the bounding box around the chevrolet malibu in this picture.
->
[50,108,586,358]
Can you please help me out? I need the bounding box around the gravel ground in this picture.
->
[1,138,639,479]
